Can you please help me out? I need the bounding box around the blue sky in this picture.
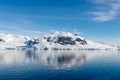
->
[0,0,120,43]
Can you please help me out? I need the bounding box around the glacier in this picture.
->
[0,33,30,50]
[0,31,117,50]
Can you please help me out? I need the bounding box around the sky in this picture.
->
[0,0,120,44]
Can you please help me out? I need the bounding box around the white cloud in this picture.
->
[89,0,120,22]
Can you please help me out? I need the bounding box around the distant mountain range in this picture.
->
[0,31,117,50]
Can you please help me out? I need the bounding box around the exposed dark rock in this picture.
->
[69,41,76,45]
[80,39,87,45]
[43,37,47,39]
[34,39,39,44]
[75,38,82,42]
[25,39,39,47]
[54,36,76,45]
[26,40,34,47]
[0,38,5,42]
[75,38,87,45]
[74,34,78,36]
[47,37,51,42]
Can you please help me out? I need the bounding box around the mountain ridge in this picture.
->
[25,31,116,50]
[0,31,117,50]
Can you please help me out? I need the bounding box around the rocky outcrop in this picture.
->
[54,36,76,45]
[46,36,87,46]
[0,38,5,42]
[75,38,87,45]
[25,39,39,47]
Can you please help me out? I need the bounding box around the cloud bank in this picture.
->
[89,0,120,22]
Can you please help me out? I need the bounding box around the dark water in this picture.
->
[0,50,120,80]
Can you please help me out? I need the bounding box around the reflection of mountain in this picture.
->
[25,50,87,69]
[44,51,87,69]
[25,50,38,62]
[0,50,87,68]
[0,55,4,63]
[0,50,117,69]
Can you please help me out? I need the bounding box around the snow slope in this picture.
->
[26,31,116,50]
[0,33,30,49]
[0,31,117,50]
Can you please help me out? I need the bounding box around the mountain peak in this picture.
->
[25,31,116,50]
[0,31,117,50]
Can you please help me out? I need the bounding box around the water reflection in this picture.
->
[26,50,39,62]
[43,51,87,69]
[0,50,118,69]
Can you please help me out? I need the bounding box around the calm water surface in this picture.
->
[0,50,120,80]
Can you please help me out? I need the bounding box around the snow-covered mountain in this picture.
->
[25,31,116,50]
[0,31,117,50]
[0,33,30,49]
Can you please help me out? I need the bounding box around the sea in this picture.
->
[0,50,120,80]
